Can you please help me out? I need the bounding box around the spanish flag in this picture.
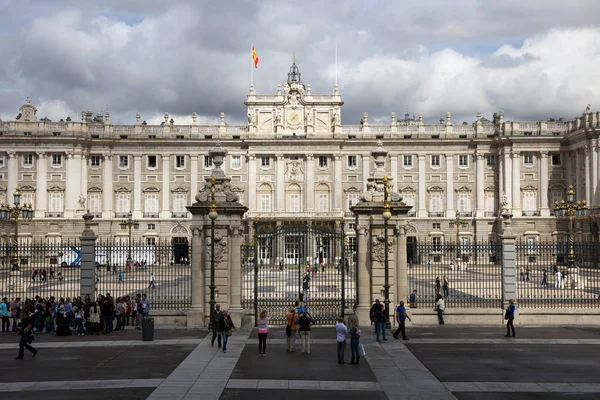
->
[252,46,259,68]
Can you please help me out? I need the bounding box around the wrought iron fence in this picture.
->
[515,241,600,308]
[242,222,357,325]
[0,239,191,310]
[407,242,502,309]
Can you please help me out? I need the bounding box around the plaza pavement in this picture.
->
[1,325,600,399]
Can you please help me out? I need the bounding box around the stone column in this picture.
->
[102,154,113,218]
[79,213,97,301]
[501,211,517,307]
[35,152,47,218]
[187,226,206,327]
[396,225,407,317]
[511,151,521,217]
[133,155,142,219]
[476,153,485,217]
[593,144,599,208]
[161,155,170,218]
[276,154,285,211]
[539,151,550,216]
[576,149,582,199]
[355,223,370,324]
[81,153,88,208]
[390,155,398,192]
[446,155,454,215]
[190,155,198,206]
[565,151,572,184]
[504,149,512,209]
[247,153,257,211]
[334,155,343,211]
[65,152,81,217]
[306,154,315,211]
[7,152,17,202]
[228,224,244,326]
[585,144,592,205]
[362,155,370,193]
[418,155,427,218]
[498,150,504,203]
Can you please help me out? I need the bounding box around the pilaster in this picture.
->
[418,155,427,218]
[306,154,315,211]
[35,152,47,218]
[475,153,485,217]
[539,151,550,217]
[132,155,142,219]
[102,154,113,218]
[160,155,171,218]
[511,150,521,217]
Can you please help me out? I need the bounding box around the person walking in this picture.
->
[555,270,562,289]
[435,277,441,295]
[219,310,235,354]
[442,276,449,298]
[298,312,315,354]
[435,294,445,325]
[210,304,222,348]
[504,299,516,337]
[149,273,156,289]
[1,298,9,333]
[348,316,361,365]
[257,310,270,356]
[393,301,412,340]
[335,317,348,364]
[370,299,383,333]
[15,315,37,359]
[541,269,548,287]
[285,308,298,352]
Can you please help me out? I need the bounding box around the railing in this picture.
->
[89,212,102,218]
[171,212,188,218]
[547,122,568,132]
[407,211,416,217]
[227,125,248,134]
[47,123,67,131]
[522,211,541,216]
[341,125,361,133]
[142,125,163,134]
[396,125,419,133]
[515,241,600,308]
[114,212,130,218]
[407,242,502,308]
[369,125,389,133]
[198,126,219,135]
[484,211,496,217]
[88,125,105,133]
[458,211,473,217]
[45,212,64,218]
[428,212,445,217]
[143,212,159,218]
[171,126,191,134]
[114,126,135,134]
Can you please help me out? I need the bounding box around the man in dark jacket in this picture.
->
[15,315,37,359]
[210,304,222,348]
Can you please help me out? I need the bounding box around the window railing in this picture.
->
[407,211,416,217]
[171,212,189,218]
[428,211,445,217]
[484,211,496,217]
[45,212,64,218]
[458,211,473,217]
[522,211,541,216]
[114,212,130,218]
[143,212,159,218]
[89,212,102,218]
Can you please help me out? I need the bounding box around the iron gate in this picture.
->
[242,222,356,325]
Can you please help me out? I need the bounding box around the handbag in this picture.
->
[359,343,366,356]
[286,324,292,336]
[226,329,232,337]
[504,308,510,320]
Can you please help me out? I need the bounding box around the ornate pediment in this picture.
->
[114,187,131,193]
[344,186,361,193]
[400,186,417,193]
[455,186,472,193]
[19,185,36,192]
[18,96,37,122]
[48,185,64,192]
[171,187,188,193]
[521,185,537,191]
[143,186,160,193]
[427,185,444,192]
[484,186,497,192]
[88,187,102,193]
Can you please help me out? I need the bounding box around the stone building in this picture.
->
[1,62,599,256]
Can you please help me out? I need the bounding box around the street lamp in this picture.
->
[382,176,392,329]
[554,185,589,268]
[449,210,468,261]
[208,177,218,327]
[119,212,139,261]
[0,188,34,271]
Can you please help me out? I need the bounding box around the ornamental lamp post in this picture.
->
[0,188,34,271]
[449,210,468,261]
[554,185,589,269]
[382,176,392,329]
[208,177,218,328]
[119,212,139,262]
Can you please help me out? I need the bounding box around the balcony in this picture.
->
[458,211,473,217]
[406,211,416,217]
[89,212,102,218]
[45,212,63,218]
[344,212,354,218]
[522,211,541,216]
[143,212,159,218]
[171,212,189,218]
[428,212,445,217]
[484,211,496,217]
[114,212,130,218]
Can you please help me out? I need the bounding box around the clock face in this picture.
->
[287,111,301,126]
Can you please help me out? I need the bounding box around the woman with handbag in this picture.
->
[257,310,270,356]
[285,308,298,352]
[504,299,516,337]
[219,310,235,354]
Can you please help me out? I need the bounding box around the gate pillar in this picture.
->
[187,143,248,328]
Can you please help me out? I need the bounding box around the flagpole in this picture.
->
[251,43,254,88]
[335,41,338,87]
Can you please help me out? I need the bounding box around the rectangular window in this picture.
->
[486,155,495,167]
[458,193,470,212]
[23,154,33,166]
[261,157,270,167]
[551,153,561,166]
[91,155,101,168]
[289,193,300,212]
[52,154,62,166]
[88,193,101,213]
[231,155,241,169]
[146,237,156,246]
[172,193,187,213]
[429,192,443,212]
[261,194,271,212]
[432,236,442,252]
[432,223,441,229]
[147,223,156,230]
[403,155,412,167]
[523,191,537,212]
[346,193,358,211]
[147,155,157,169]
[119,155,129,168]
[523,153,533,165]
[204,156,213,168]
[347,155,357,168]
[48,192,63,213]
[318,156,328,168]
[116,193,130,213]
[145,194,159,214]
[485,192,496,215]
[318,193,329,212]
[21,192,34,207]
[458,155,468,167]
[176,155,185,168]
[403,192,415,210]
[431,155,440,167]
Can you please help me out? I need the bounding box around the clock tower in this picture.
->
[245,58,344,138]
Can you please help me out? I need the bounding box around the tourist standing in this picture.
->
[435,294,445,325]
[210,304,222,348]
[504,299,516,337]
[74,306,85,335]
[285,308,297,352]
[298,312,315,354]
[393,301,411,340]
[1,298,9,333]
[409,290,418,308]
[134,294,142,330]
[335,317,348,364]
[442,276,449,298]
[257,310,270,356]
[375,303,387,342]
[219,310,234,354]
[370,299,383,333]
[348,316,361,365]
[15,315,37,360]
[541,269,548,287]
[149,273,156,289]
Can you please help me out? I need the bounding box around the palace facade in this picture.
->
[1,62,599,254]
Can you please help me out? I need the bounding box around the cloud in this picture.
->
[1,1,600,125]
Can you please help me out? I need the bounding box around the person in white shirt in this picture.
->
[555,271,562,289]
[335,317,349,364]
[435,294,445,325]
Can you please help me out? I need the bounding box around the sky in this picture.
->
[1,0,600,125]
